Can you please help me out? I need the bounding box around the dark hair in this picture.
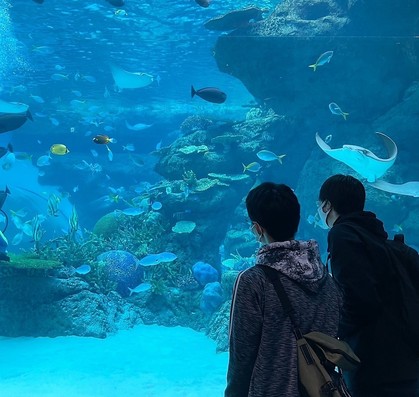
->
[246,182,300,242]
[319,174,365,215]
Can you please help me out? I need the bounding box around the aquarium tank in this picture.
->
[0,0,418,395]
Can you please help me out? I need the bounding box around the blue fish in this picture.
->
[242,162,262,173]
[120,207,144,216]
[73,264,91,275]
[309,51,333,71]
[256,150,286,164]
[128,282,152,296]
[151,201,162,211]
[157,252,177,263]
[328,102,349,120]
[139,254,162,266]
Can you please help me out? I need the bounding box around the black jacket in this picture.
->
[328,211,419,389]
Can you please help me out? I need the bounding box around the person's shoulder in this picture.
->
[330,221,357,237]
[236,266,266,287]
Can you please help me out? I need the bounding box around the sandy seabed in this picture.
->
[0,324,228,397]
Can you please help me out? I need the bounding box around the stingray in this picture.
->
[315,132,397,183]
[369,180,419,198]
[0,99,30,114]
[110,64,153,89]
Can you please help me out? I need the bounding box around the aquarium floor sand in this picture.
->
[0,324,228,397]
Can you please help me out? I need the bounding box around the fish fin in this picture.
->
[242,163,247,173]
[278,154,286,164]
[128,287,133,296]
[107,146,113,162]
[308,64,317,71]
[342,112,349,120]
[109,138,117,144]
[191,85,196,98]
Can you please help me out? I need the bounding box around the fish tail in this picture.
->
[278,154,286,164]
[128,288,133,296]
[342,112,349,120]
[26,110,33,121]
[308,64,317,71]
[107,146,113,162]
[109,138,117,143]
[191,85,196,98]
[242,163,247,173]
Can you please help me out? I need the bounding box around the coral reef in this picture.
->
[2,253,61,270]
[97,250,144,297]
[221,270,239,299]
[93,211,128,240]
[192,261,219,286]
[206,300,231,353]
[200,282,223,313]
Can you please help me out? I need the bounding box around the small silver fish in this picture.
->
[329,102,349,120]
[128,282,152,296]
[123,144,135,152]
[309,51,333,71]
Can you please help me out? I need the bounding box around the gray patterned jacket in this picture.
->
[225,240,342,397]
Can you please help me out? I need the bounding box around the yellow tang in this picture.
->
[50,144,69,155]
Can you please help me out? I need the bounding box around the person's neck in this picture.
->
[327,209,340,227]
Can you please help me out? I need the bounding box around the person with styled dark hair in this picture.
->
[225,182,341,397]
[318,174,419,397]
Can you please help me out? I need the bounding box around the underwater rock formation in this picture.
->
[0,265,144,337]
[0,260,218,338]
[213,0,419,167]
[206,300,231,352]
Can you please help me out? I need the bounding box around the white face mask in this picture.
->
[317,201,331,230]
[251,222,266,246]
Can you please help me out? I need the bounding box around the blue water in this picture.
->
[0,324,228,397]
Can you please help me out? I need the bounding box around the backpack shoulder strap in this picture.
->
[257,265,302,338]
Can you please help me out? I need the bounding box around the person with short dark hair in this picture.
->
[225,182,341,397]
[318,174,419,397]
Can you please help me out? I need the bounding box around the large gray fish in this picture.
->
[191,86,227,104]
[0,110,33,134]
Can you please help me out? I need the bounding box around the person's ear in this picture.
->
[254,223,264,235]
[322,200,332,213]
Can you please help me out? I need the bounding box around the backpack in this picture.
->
[258,265,360,397]
[382,234,419,356]
[344,225,419,357]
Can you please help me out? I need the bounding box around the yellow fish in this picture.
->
[50,144,69,155]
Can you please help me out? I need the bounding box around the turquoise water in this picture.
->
[0,325,228,396]
[0,0,418,395]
